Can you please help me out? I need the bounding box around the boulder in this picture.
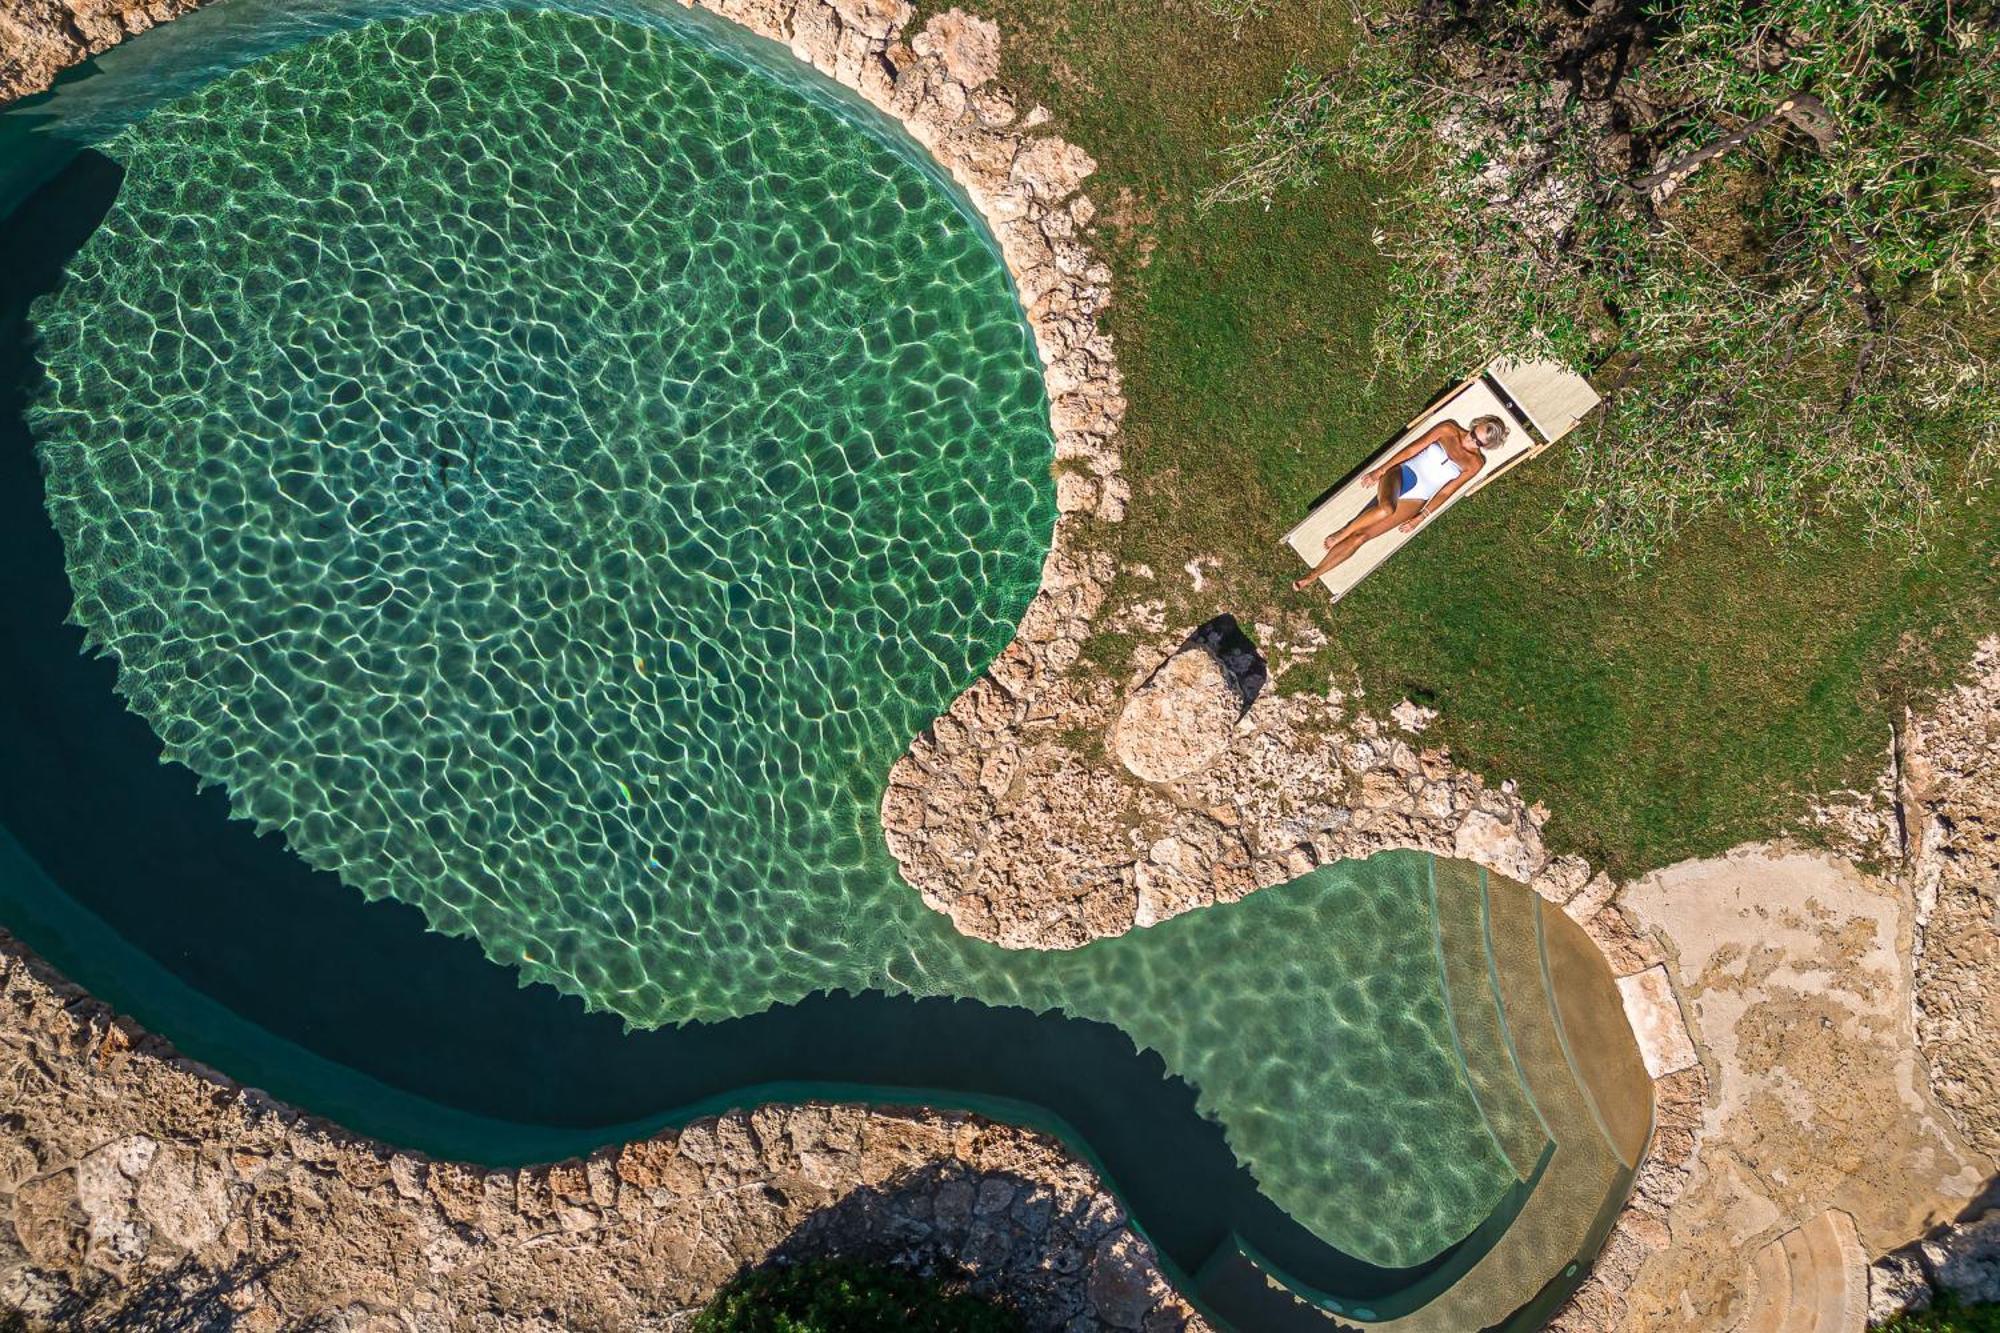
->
[1135,836,1213,927]
[912,8,1000,88]
[1112,646,1240,783]
[1922,1210,2000,1305]
[1869,1248,1933,1324]
[1453,808,1544,883]
[10,1170,85,1269]
[1389,697,1437,733]
[1087,1230,1158,1329]
[135,1148,237,1255]
[1009,137,1096,201]
[827,0,909,40]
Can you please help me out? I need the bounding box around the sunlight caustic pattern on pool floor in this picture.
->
[27,6,1514,1270]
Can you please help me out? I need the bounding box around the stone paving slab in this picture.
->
[1616,965,1699,1080]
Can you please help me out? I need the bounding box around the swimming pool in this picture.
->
[0,4,1645,1327]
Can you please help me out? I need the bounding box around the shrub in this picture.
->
[1206,0,2000,563]
[691,1259,1024,1333]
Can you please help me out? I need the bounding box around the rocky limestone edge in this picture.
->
[1887,639,2000,1165]
[1594,641,2000,1331]
[1819,637,2000,1326]
[2,4,1721,1329]
[0,928,1208,1332]
[0,1,207,104]
[1540,1067,1709,1333]
[884,614,1621,952]
[1869,1208,2000,1324]
[1815,637,2000,1163]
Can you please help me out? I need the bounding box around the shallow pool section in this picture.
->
[0,3,1647,1325]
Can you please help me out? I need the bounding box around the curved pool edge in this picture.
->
[0,878,1629,1333]
[0,25,1525,1320]
[0,1,1691,1325]
[0,832,1654,1333]
[0,925,1217,1331]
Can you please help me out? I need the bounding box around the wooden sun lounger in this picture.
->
[1284,357,1602,603]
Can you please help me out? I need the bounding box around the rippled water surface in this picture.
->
[25,5,1513,1268]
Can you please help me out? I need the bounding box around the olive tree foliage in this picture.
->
[1206,0,2000,563]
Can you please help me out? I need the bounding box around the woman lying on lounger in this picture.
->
[1291,414,1510,591]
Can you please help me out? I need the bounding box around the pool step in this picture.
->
[1430,858,1546,1180]
[1374,870,1645,1333]
[1735,1210,1868,1333]
[1192,864,1654,1333]
[1541,889,1655,1172]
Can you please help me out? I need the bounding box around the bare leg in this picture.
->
[1310,462,1405,551]
[1293,496,1423,590]
[1372,464,1405,513]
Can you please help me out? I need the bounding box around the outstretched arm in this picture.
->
[1362,423,1453,485]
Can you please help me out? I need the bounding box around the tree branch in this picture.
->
[1632,92,1835,194]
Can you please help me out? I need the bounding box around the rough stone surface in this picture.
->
[884,622,1584,948]
[1111,644,1242,783]
[1869,1247,1934,1324]
[909,6,998,88]
[1535,1062,1707,1333]
[1615,965,1699,1080]
[1897,641,2000,1160]
[0,932,1207,1332]
[1454,808,1543,883]
[1616,846,1994,1332]
[1813,641,2000,1161]
[0,0,209,104]
[1920,1209,2000,1307]
[1869,1208,2000,1326]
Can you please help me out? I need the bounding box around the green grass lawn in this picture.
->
[930,0,2000,876]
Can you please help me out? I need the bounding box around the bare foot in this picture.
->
[1293,573,1319,591]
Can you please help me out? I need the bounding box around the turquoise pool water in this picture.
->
[34,6,1058,1025]
[0,2,1583,1320]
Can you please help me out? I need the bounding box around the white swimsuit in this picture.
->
[1397,441,1463,504]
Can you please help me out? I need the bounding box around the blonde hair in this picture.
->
[1468,415,1509,449]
